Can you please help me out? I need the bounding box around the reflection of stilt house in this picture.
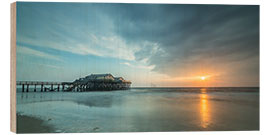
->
[67,74,131,91]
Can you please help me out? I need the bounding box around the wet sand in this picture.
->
[17,114,54,133]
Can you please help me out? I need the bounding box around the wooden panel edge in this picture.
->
[10,2,16,133]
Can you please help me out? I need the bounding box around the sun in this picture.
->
[201,76,206,80]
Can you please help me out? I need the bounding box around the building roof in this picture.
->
[86,73,112,77]
[74,73,131,84]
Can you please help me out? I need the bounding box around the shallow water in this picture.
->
[16,87,259,132]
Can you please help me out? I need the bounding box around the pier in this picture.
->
[16,81,73,92]
[16,74,132,92]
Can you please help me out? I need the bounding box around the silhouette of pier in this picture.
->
[16,73,132,92]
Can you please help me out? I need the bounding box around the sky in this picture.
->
[16,2,259,87]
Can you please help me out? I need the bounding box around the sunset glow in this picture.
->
[201,76,206,80]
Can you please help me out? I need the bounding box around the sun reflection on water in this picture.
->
[200,93,211,129]
[200,88,207,94]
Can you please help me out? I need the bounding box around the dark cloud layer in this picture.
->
[100,4,259,86]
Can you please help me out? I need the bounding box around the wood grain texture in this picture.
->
[10,2,16,133]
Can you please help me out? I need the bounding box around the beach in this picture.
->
[17,114,55,133]
[16,87,259,133]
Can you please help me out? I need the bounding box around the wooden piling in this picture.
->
[51,84,53,91]
[34,84,36,92]
[57,84,60,92]
[22,84,24,92]
[41,84,43,92]
[26,84,29,92]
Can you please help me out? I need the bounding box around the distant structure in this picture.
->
[16,73,131,92]
[67,74,132,91]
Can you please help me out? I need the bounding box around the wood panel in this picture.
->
[10,2,16,133]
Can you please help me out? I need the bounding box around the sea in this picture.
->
[16,87,259,133]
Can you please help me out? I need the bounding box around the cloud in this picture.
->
[18,33,139,61]
[121,62,155,70]
[17,45,63,62]
[104,4,259,86]
[38,64,61,69]
[17,3,139,61]
[16,3,259,86]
